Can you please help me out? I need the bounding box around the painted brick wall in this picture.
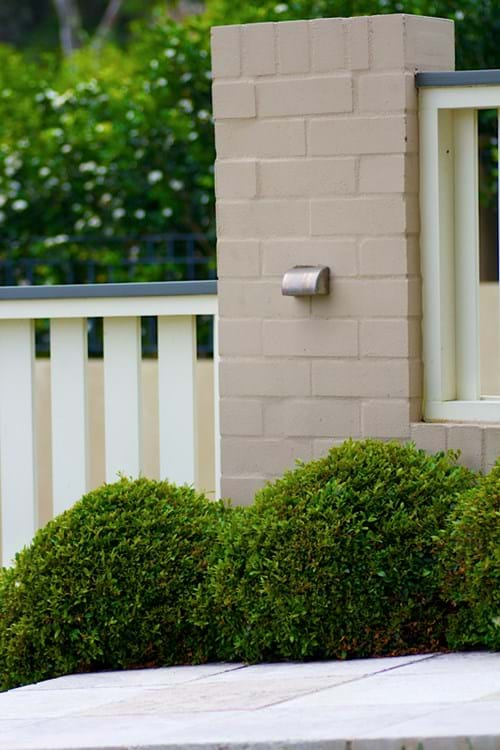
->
[212,13,496,503]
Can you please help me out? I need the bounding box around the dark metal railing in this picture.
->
[0,233,216,356]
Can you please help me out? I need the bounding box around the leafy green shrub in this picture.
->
[0,15,215,280]
[440,460,500,650]
[0,477,227,691]
[203,440,477,663]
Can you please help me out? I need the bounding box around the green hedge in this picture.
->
[1,441,498,693]
[440,459,500,651]
[203,440,477,662]
[0,478,228,691]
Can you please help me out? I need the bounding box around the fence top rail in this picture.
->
[416,70,500,88]
[0,280,218,301]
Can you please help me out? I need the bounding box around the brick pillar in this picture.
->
[211,14,455,503]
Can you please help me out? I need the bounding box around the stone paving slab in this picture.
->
[0,653,498,750]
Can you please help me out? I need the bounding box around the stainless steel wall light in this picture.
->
[281,266,330,296]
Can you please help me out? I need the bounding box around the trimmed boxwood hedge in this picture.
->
[203,440,477,662]
[0,477,228,691]
[440,459,500,651]
[1,440,497,693]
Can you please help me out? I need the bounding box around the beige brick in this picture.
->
[263,319,358,357]
[215,161,257,199]
[215,120,306,159]
[309,116,415,156]
[211,25,241,79]
[311,18,345,73]
[218,319,262,356]
[447,425,484,472]
[370,15,454,72]
[217,239,260,277]
[217,199,309,238]
[264,399,360,438]
[370,15,406,70]
[359,237,414,276]
[220,360,310,397]
[242,23,276,76]
[220,398,263,436]
[278,21,310,74]
[257,76,352,118]
[212,81,256,120]
[483,426,500,472]
[405,15,455,71]
[360,319,421,358]
[259,158,355,198]
[312,279,415,318]
[311,196,409,236]
[222,437,313,475]
[312,360,411,399]
[362,399,411,439]
[221,476,264,505]
[410,422,448,454]
[358,73,416,113]
[347,16,369,70]
[359,155,418,195]
[313,438,345,459]
[219,280,306,319]
[262,238,358,278]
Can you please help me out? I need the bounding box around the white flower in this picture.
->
[0,195,6,207]
[50,128,63,138]
[61,144,72,154]
[12,199,28,211]
[96,166,107,175]
[134,209,145,219]
[74,219,85,231]
[112,208,125,220]
[157,77,167,87]
[164,49,176,59]
[79,161,97,173]
[188,132,198,142]
[148,170,163,185]
[150,59,159,69]
[135,149,144,159]
[45,177,59,188]
[179,98,193,113]
[169,179,184,192]
[84,181,95,191]
[200,194,210,205]
[39,167,50,177]
[126,110,135,121]
[100,193,112,205]
[88,216,102,228]
[197,110,210,121]
[274,3,289,12]
[181,73,192,83]
[162,207,173,218]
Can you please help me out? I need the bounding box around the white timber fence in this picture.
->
[0,280,219,566]
[417,70,500,422]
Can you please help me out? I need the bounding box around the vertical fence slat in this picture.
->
[454,108,481,400]
[50,318,89,515]
[158,315,197,486]
[0,320,37,565]
[103,317,142,481]
[213,312,221,500]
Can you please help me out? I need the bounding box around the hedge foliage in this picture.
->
[0,441,498,693]
[203,440,477,662]
[440,459,500,651]
[0,478,228,691]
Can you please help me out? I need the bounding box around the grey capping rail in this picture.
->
[0,279,218,301]
[416,70,500,87]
